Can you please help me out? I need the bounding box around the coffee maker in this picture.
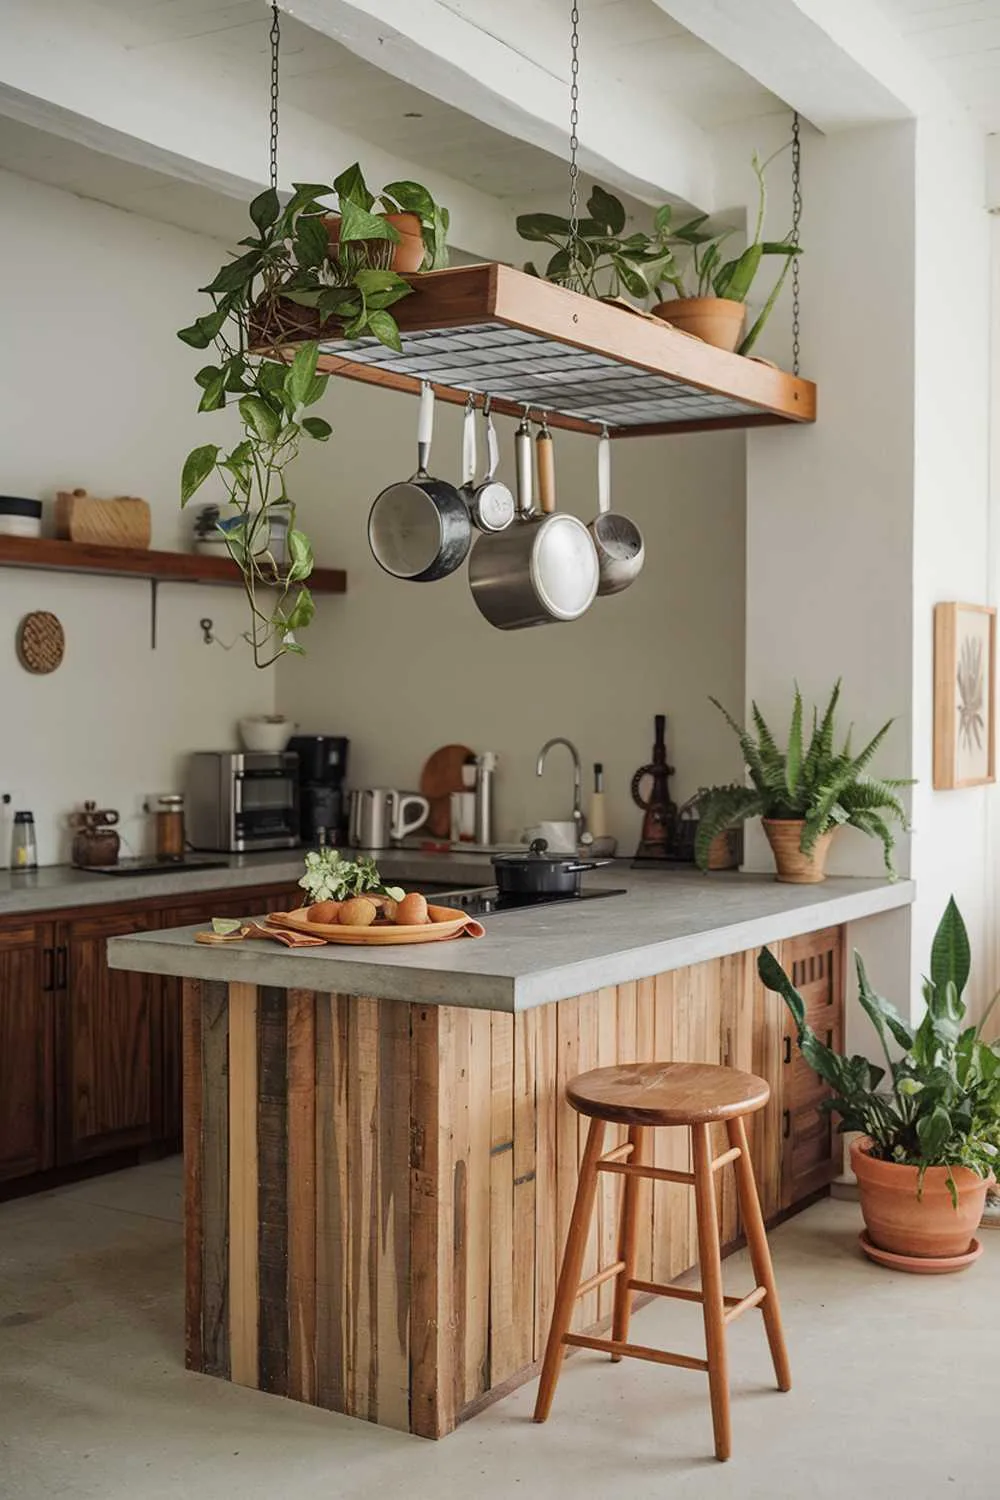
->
[288,735,349,848]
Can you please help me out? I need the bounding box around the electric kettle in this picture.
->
[348,788,430,849]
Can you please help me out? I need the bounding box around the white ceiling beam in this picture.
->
[651,0,953,133]
[0,0,524,260]
[279,0,715,210]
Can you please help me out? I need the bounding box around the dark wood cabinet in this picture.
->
[56,909,158,1163]
[780,926,845,1209]
[0,920,55,1181]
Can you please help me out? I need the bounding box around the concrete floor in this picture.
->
[0,1160,995,1500]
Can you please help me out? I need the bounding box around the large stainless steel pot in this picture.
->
[468,419,599,630]
[368,382,472,581]
[492,838,613,896]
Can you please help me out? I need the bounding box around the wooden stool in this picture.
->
[533,1062,791,1461]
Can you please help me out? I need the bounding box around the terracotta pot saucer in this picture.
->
[858,1229,983,1275]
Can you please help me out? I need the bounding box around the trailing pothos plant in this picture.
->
[694,681,911,875]
[178,166,448,665]
[759,898,1000,1199]
[516,147,800,356]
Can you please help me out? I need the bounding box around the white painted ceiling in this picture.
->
[877,0,1000,130]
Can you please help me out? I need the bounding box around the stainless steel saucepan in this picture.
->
[468,418,599,630]
[588,428,644,595]
[368,382,472,581]
[460,395,515,534]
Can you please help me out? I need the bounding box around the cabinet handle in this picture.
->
[783,1036,792,1065]
[826,1029,833,1048]
[783,1109,791,1141]
[55,945,68,991]
[42,946,55,992]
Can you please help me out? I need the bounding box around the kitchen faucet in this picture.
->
[536,737,584,845]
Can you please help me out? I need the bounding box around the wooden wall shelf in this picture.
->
[262,262,817,437]
[0,535,347,593]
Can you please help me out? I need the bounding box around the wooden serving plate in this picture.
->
[269,905,484,945]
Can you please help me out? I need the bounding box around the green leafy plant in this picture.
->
[516,147,800,356]
[331,162,450,270]
[759,899,1000,1199]
[178,168,448,665]
[694,681,911,875]
[298,848,404,905]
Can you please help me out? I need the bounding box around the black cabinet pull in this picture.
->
[783,1109,791,1140]
[41,947,55,992]
[783,1036,792,1065]
[55,945,68,991]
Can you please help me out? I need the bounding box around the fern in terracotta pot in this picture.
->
[759,899,1000,1271]
[694,681,910,882]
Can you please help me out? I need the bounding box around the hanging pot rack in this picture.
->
[258,261,815,438]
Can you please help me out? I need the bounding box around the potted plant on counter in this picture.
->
[759,898,1000,1272]
[177,167,448,666]
[515,148,799,356]
[694,681,910,883]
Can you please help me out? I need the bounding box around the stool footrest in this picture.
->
[711,1146,742,1172]
[597,1160,695,1186]
[723,1286,767,1324]
[575,1260,626,1299]
[563,1332,709,1374]
[627,1277,766,1320]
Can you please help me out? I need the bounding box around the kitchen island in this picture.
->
[109,867,913,1438]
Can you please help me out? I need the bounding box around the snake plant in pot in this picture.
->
[694,682,911,883]
[759,898,1000,1271]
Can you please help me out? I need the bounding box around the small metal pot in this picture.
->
[492,838,612,897]
[589,428,644,596]
[368,382,472,581]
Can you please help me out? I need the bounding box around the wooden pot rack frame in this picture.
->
[262,262,816,438]
[0,536,346,650]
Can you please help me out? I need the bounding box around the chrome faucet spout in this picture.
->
[536,736,584,841]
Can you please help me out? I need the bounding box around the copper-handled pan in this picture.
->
[368,382,472,581]
[468,417,599,630]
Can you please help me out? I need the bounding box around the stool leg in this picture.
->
[692,1123,731,1462]
[727,1115,792,1393]
[533,1116,607,1422]
[610,1125,645,1358]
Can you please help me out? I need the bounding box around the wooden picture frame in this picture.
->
[933,602,996,789]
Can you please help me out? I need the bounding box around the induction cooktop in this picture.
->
[77,856,229,876]
[432,885,627,917]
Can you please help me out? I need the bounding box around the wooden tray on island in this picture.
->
[268,905,485,945]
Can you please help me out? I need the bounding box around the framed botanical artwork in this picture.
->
[933,602,996,789]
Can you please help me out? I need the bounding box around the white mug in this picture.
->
[390,789,430,842]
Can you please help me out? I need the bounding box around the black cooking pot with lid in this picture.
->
[491,838,613,896]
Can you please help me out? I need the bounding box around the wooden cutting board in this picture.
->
[419,743,475,839]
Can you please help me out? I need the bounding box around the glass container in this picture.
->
[156,794,185,862]
[11,810,38,871]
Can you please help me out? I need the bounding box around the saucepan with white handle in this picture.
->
[588,427,644,595]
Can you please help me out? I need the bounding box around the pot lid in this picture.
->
[492,838,576,866]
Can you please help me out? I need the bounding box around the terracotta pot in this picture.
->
[650,296,746,352]
[323,211,425,273]
[851,1136,993,1264]
[762,819,834,884]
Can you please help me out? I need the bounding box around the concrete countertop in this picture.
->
[0,847,499,917]
[107,866,915,1013]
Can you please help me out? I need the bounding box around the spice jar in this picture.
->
[156,794,185,862]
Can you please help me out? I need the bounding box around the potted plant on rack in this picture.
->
[322,163,450,273]
[759,898,1000,1272]
[693,681,910,883]
[515,147,800,356]
[177,168,448,666]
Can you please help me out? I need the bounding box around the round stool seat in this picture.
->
[567,1062,770,1127]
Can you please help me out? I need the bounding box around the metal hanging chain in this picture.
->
[791,110,802,377]
[568,2,581,246]
[269,3,281,192]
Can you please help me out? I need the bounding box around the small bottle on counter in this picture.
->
[155,794,186,862]
[11,810,38,871]
[589,763,607,841]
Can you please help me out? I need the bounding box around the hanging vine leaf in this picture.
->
[180,444,220,504]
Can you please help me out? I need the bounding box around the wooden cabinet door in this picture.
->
[0,920,55,1181]
[779,926,845,1210]
[56,909,158,1164]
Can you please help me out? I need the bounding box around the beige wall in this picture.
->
[278,380,747,847]
[0,170,274,865]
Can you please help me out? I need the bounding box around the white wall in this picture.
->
[0,170,274,865]
[277,379,748,846]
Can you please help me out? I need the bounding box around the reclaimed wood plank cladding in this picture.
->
[376,998,413,1432]
[575,991,600,1331]
[348,996,378,1420]
[634,977,655,1285]
[409,1004,443,1438]
[488,1010,516,1385]
[596,986,621,1325]
[315,993,349,1414]
[182,979,203,1371]
[256,986,289,1396]
[286,989,316,1405]
[465,1009,492,1401]
[532,1000,558,1364]
[199,980,230,1379]
[228,981,259,1389]
[554,994,580,1333]
[511,1009,537,1372]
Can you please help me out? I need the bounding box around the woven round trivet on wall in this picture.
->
[16,611,65,674]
